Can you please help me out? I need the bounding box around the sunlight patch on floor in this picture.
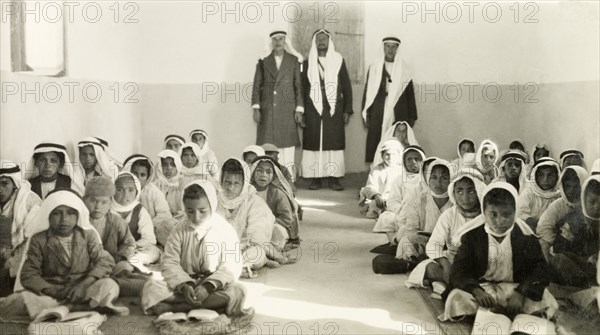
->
[296,198,339,207]
[241,282,437,334]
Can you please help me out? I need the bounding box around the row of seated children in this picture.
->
[361,122,589,236]
[0,181,251,322]
[360,124,599,322]
[0,132,302,319]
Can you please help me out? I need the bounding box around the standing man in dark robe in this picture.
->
[362,36,417,163]
[252,31,304,181]
[300,29,353,191]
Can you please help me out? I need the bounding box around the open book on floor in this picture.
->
[31,305,100,324]
[28,305,106,335]
[471,308,556,335]
[156,308,220,322]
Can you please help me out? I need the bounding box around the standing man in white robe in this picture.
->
[362,36,417,163]
[300,29,353,191]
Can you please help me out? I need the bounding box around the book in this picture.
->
[471,308,556,335]
[156,308,220,322]
[31,305,99,323]
[28,306,106,335]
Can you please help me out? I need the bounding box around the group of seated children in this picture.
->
[0,131,301,322]
[362,121,599,322]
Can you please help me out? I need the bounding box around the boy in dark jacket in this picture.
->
[441,182,558,321]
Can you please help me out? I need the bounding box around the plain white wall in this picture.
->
[0,71,142,168]
[364,1,599,84]
[363,1,599,165]
[2,1,598,172]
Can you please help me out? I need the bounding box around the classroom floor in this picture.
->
[100,173,440,334]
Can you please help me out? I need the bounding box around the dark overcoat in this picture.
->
[252,51,304,148]
[301,59,353,151]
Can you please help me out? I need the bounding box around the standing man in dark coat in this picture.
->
[252,31,304,181]
[362,36,417,163]
[300,29,353,191]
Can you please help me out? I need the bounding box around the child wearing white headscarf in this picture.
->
[242,145,266,167]
[360,138,403,219]
[547,173,599,288]
[27,143,75,199]
[525,143,551,178]
[560,149,586,169]
[155,150,184,217]
[189,129,219,177]
[405,168,486,290]
[180,142,218,188]
[8,189,127,318]
[141,180,249,318]
[395,159,453,262]
[112,172,160,271]
[0,160,42,296]
[448,138,476,177]
[371,121,419,169]
[164,134,185,154]
[217,158,273,272]
[94,137,123,170]
[250,156,300,250]
[441,182,558,322]
[216,158,292,277]
[475,139,499,185]
[73,137,119,195]
[494,149,529,193]
[537,166,589,260]
[123,154,175,246]
[373,146,426,244]
[517,157,561,229]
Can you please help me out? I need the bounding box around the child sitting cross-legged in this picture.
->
[359,138,403,219]
[405,168,486,293]
[111,172,161,273]
[142,180,249,317]
[537,166,589,260]
[217,158,292,277]
[250,156,300,250]
[548,173,599,290]
[83,176,151,296]
[123,154,175,246]
[371,159,452,274]
[0,161,42,297]
[0,189,127,319]
[389,159,453,271]
[372,146,426,248]
[441,182,558,322]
